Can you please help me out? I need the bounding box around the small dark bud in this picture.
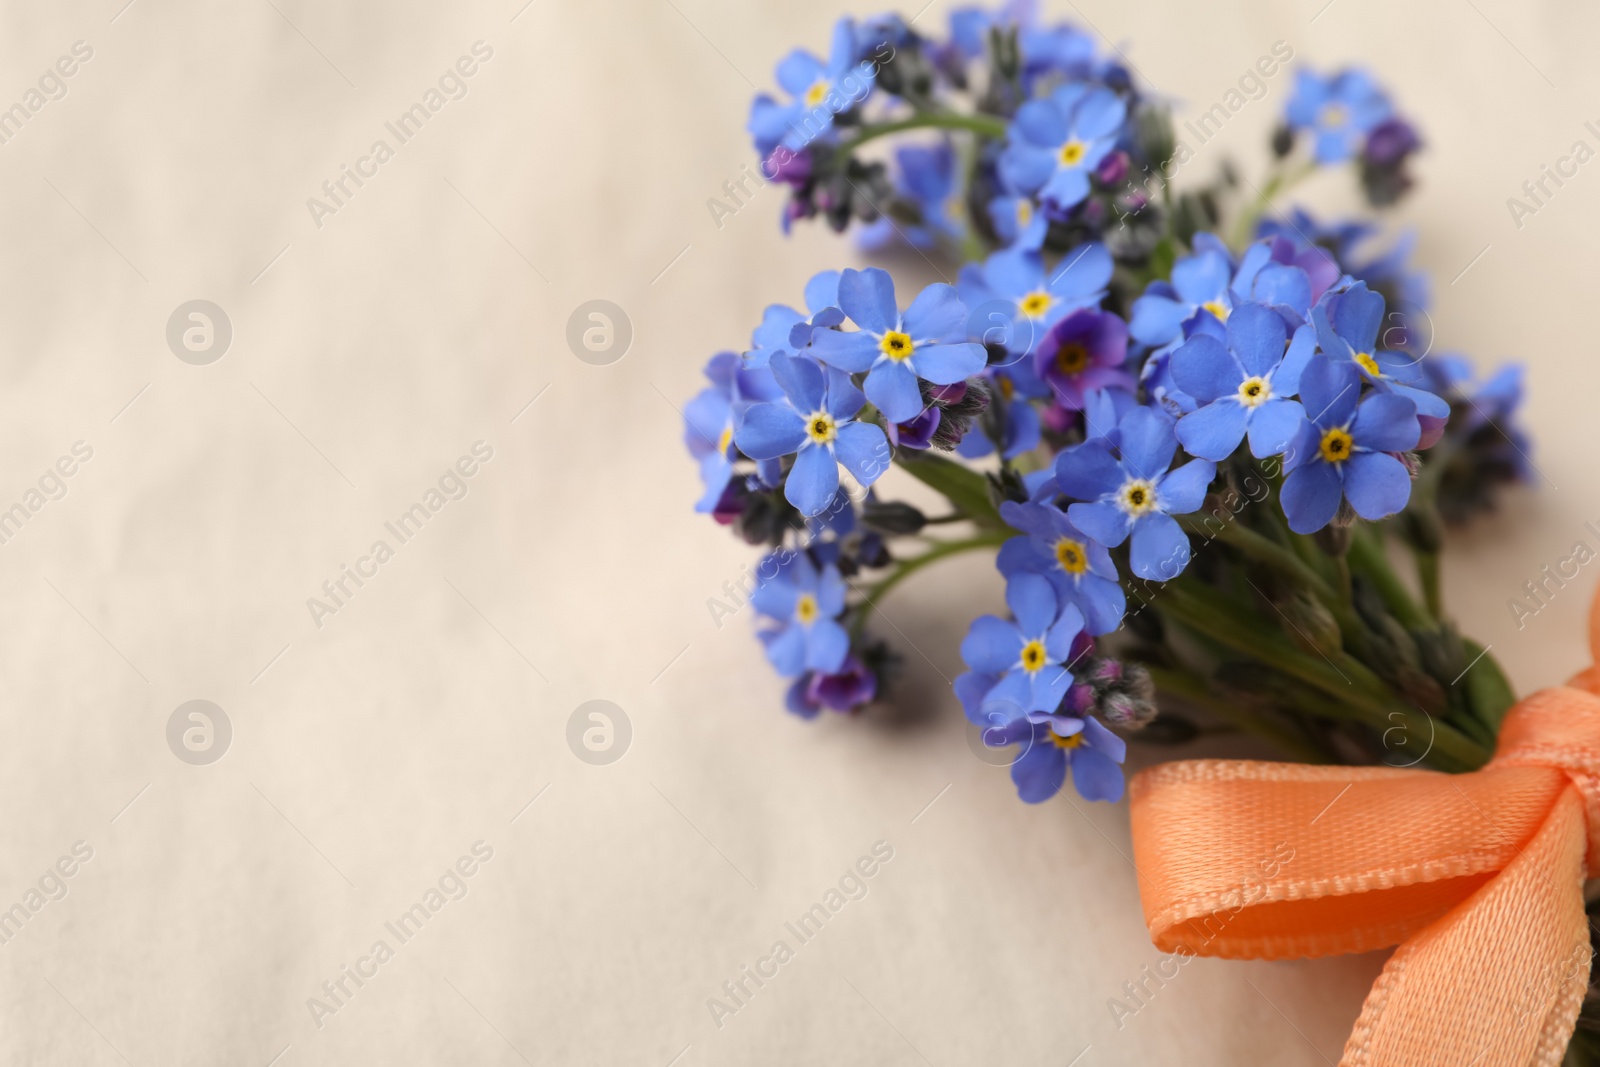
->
[1270,123,1295,158]
[862,500,927,536]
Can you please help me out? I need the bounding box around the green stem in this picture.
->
[1347,525,1433,631]
[1146,665,1328,763]
[1229,159,1316,250]
[851,532,1010,638]
[1156,579,1488,770]
[841,111,1010,154]
[1178,515,1363,642]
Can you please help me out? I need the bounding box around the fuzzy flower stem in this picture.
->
[1145,665,1329,764]
[850,531,1011,638]
[841,111,1011,154]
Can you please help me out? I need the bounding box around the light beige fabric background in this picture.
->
[0,0,1589,1063]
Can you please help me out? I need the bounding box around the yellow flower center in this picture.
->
[717,426,733,454]
[1321,103,1347,128]
[1019,639,1048,673]
[1237,376,1271,408]
[880,330,914,362]
[1054,342,1090,377]
[1354,351,1382,378]
[1055,537,1088,575]
[1201,300,1230,322]
[1120,478,1158,516]
[1058,139,1087,166]
[795,593,819,624]
[1047,730,1085,749]
[998,376,1016,402]
[1019,291,1053,319]
[805,411,837,445]
[1319,426,1354,463]
[804,80,830,108]
[1017,199,1033,225]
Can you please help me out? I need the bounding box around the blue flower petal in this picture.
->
[831,423,887,488]
[1281,461,1343,534]
[865,360,924,423]
[1156,459,1215,513]
[1177,400,1248,461]
[1170,334,1239,403]
[1069,746,1125,802]
[1299,355,1361,429]
[1049,241,1113,308]
[1011,742,1066,803]
[911,341,987,384]
[1054,439,1124,500]
[1040,166,1090,211]
[785,443,841,516]
[1351,392,1420,453]
[1044,603,1084,659]
[1067,501,1131,547]
[982,670,1035,721]
[1171,250,1230,304]
[1129,511,1191,581]
[1129,292,1189,345]
[804,270,841,315]
[999,144,1058,196]
[770,352,827,412]
[1006,572,1059,637]
[1226,303,1289,378]
[961,615,1023,673]
[763,623,808,677]
[1013,97,1069,146]
[1075,574,1126,636]
[816,564,846,616]
[1075,89,1125,138]
[1083,716,1127,761]
[809,329,881,373]
[903,283,968,342]
[804,618,850,674]
[775,50,825,97]
[954,670,1000,726]
[1116,407,1179,482]
[1332,284,1384,351]
[1245,398,1305,458]
[1029,665,1072,715]
[1275,324,1317,397]
[1342,451,1413,521]
[734,402,808,459]
[838,267,899,334]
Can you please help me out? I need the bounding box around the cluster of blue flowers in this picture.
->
[687,2,1530,807]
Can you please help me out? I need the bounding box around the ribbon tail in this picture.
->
[1341,786,1592,1067]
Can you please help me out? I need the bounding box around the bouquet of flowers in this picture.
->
[681,4,1578,1057]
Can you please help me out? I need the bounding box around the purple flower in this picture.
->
[1034,308,1134,411]
[808,268,988,423]
[751,551,850,677]
[1280,355,1419,533]
[786,655,877,718]
[1171,304,1316,461]
[1053,407,1215,581]
[734,353,891,516]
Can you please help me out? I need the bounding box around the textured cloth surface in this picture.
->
[0,0,1589,1065]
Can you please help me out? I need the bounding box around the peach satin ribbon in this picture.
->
[1129,598,1600,1067]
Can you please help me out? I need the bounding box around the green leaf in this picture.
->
[893,451,1002,527]
[1460,638,1518,735]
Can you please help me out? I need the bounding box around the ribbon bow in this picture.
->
[1130,600,1600,1067]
